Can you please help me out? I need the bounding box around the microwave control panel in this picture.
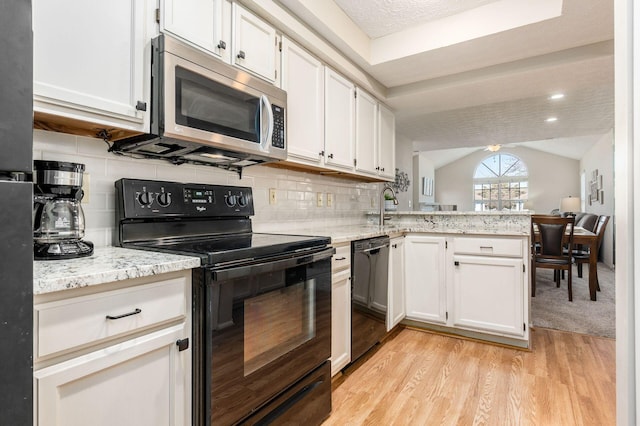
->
[272,105,285,149]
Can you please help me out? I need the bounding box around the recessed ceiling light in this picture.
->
[546,117,558,122]
[549,93,565,100]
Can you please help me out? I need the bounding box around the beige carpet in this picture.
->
[531,264,615,338]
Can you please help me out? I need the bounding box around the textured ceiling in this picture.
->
[279,0,614,164]
[333,0,499,38]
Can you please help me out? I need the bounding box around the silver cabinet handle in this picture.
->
[334,256,346,260]
[217,40,226,50]
[237,50,246,59]
[106,308,141,320]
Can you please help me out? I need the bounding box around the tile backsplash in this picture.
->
[33,130,380,247]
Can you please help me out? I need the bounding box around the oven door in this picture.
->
[194,247,333,426]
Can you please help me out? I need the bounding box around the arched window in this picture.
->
[473,153,528,211]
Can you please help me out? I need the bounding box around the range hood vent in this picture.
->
[109,134,272,178]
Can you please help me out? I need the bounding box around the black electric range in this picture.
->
[114,178,329,264]
[114,178,334,426]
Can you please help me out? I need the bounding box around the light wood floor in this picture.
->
[323,327,615,426]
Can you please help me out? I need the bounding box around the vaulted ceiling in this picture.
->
[277,0,614,161]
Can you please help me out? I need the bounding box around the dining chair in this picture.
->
[574,215,610,290]
[531,215,576,301]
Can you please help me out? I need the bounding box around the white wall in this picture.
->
[33,130,379,247]
[432,146,580,212]
[394,132,413,210]
[412,152,435,207]
[579,130,615,267]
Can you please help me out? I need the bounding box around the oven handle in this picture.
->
[212,247,335,281]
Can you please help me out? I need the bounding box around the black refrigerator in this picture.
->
[0,0,34,424]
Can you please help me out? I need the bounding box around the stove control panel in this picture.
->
[115,178,254,219]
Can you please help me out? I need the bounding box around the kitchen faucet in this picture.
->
[379,185,398,226]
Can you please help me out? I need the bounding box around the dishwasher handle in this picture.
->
[361,244,388,253]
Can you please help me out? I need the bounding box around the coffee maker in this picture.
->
[33,160,93,260]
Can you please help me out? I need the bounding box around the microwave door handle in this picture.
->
[260,94,273,151]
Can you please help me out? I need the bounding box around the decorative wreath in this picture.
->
[392,168,410,193]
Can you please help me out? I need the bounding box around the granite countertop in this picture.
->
[367,210,533,216]
[34,220,528,295]
[34,247,201,295]
[288,224,528,245]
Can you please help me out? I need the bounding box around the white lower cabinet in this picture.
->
[403,233,529,344]
[330,243,351,376]
[451,254,525,337]
[34,324,188,426]
[331,268,351,376]
[404,235,447,324]
[387,236,406,330]
[33,271,192,426]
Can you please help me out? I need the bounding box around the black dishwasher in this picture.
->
[351,236,390,363]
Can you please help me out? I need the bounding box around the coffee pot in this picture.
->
[33,160,93,260]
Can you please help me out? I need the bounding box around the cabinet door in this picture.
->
[387,237,406,331]
[281,37,325,164]
[35,324,190,426]
[161,0,230,62]
[451,255,525,337]
[233,3,277,82]
[378,104,396,180]
[404,235,447,324]
[324,68,355,170]
[33,0,148,126]
[331,269,351,376]
[355,88,378,176]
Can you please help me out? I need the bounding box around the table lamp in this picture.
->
[560,196,581,216]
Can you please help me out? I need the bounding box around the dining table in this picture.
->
[572,226,600,301]
[533,225,600,301]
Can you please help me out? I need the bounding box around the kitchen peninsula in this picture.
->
[287,210,532,351]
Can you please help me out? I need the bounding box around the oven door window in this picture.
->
[175,66,259,142]
[244,278,315,376]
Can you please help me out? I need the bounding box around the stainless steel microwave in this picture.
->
[110,35,287,173]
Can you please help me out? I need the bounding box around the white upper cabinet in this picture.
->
[281,37,325,164]
[160,1,277,83]
[354,88,378,176]
[353,91,395,181]
[324,68,355,171]
[160,0,231,62]
[378,103,396,180]
[233,2,278,83]
[33,0,152,130]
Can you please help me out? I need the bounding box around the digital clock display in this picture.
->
[184,188,214,204]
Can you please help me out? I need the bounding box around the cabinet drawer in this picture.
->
[35,276,187,359]
[453,237,522,257]
[332,244,351,273]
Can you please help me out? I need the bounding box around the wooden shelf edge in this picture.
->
[33,111,144,142]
